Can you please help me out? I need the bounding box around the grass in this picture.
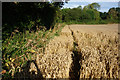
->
[2,23,65,78]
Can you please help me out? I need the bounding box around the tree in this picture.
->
[83,3,101,21]
[77,5,82,9]
[2,1,70,40]
[116,7,120,21]
[87,2,100,10]
[61,8,70,22]
[100,12,108,20]
[68,8,82,21]
[107,8,118,20]
[93,10,101,20]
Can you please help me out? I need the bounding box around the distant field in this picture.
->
[69,24,118,36]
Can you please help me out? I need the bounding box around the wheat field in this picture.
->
[15,24,119,79]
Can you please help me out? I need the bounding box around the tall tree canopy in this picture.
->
[107,8,118,20]
[86,2,100,10]
[61,2,101,23]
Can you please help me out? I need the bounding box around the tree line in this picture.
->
[61,3,120,24]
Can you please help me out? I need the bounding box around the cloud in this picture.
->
[70,4,79,8]
[69,0,119,2]
[63,2,118,12]
[63,4,79,8]
[98,8,109,12]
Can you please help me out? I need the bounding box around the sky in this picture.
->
[63,0,119,12]
[68,0,119,2]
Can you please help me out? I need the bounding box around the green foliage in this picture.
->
[61,3,119,24]
[2,2,64,40]
[100,12,108,20]
[107,8,118,20]
[87,2,100,10]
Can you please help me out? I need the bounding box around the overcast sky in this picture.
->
[63,0,119,12]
